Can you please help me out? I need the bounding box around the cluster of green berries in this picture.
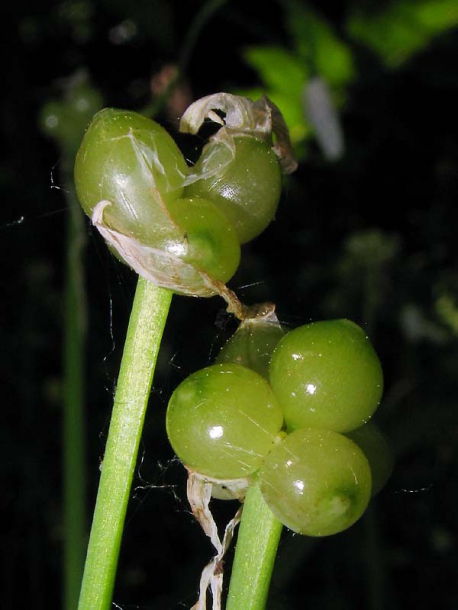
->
[166,314,393,537]
[72,95,393,537]
[73,94,294,299]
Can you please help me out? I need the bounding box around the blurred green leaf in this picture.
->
[347,0,458,68]
[243,45,308,93]
[435,292,458,337]
[236,2,356,159]
[285,1,356,88]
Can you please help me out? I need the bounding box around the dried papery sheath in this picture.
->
[187,472,246,610]
[261,96,300,174]
[180,92,268,137]
[92,200,250,314]
[91,200,218,297]
[180,92,298,174]
[188,470,250,503]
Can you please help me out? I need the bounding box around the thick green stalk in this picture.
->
[77,278,173,610]
[226,484,283,610]
[63,190,88,610]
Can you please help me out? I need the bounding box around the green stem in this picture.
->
[226,484,283,610]
[77,277,173,610]
[63,189,88,610]
[177,0,228,74]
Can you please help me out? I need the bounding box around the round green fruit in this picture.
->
[74,107,188,244]
[166,363,284,480]
[269,319,383,433]
[216,310,286,378]
[165,197,240,284]
[185,135,282,244]
[258,427,372,536]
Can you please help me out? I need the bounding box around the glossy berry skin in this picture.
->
[258,428,372,536]
[74,108,241,288]
[166,363,284,480]
[165,196,241,284]
[185,135,282,244]
[269,319,383,433]
[216,312,286,379]
[346,421,394,496]
[75,108,188,240]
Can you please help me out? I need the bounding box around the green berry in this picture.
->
[74,108,188,244]
[216,309,286,378]
[258,427,372,536]
[166,363,284,480]
[165,197,240,284]
[269,319,384,433]
[185,135,282,244]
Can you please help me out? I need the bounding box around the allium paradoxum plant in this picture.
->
[74,92,394,610]
[73,93,298,610]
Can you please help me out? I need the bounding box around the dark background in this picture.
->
[3,1,458,608]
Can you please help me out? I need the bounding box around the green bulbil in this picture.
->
[74,108,188,246]
[185,135,282,244]
[258,428,372,536]
[216,309,286,378]
[269,319,384,433]
[166,363,284,480]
